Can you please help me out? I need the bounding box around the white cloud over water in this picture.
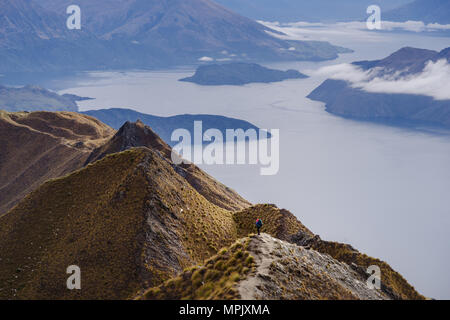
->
[261,20,450,42]
[313,59,450,100]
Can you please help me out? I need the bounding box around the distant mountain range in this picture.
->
[82,108,270,146]
[179,62,308,85]
[0,0,350,74]
[384,0,450,24]
[0,111,423,300]
[215,0,412,22]
[0,84,270,146]
[308,47,450,128]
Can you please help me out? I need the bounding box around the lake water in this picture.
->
[60,30,450,299]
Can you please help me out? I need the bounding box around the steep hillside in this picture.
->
[37,0,347,64]
[0,0,349,73]
[0,112,249,215]
[141,237,255,300]
[289,230,424,300]
[0,111,114,215]
[0,147,238,299]
[0,0,107,73]
[140,234,401,300]
[86,119,250,211]
[0,112,423,300]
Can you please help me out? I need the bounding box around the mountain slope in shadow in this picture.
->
[0,0,350,73]
[308,47,450,128]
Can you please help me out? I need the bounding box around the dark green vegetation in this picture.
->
[179,63,308,85]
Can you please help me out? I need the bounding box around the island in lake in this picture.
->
[180,62,308,85]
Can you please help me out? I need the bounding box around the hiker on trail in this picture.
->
[256,218,263,235]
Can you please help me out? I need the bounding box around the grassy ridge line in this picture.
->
[309,240,425,300]
[140,238,255,300]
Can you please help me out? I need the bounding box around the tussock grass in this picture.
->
[141,238,255,300]
[233,204,312,240]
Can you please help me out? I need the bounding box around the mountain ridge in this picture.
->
[0,112,424,300]
[0,0,350,73]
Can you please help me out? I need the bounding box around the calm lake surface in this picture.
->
[60,30,450,299]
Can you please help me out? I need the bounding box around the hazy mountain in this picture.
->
[0,113,422,299]
[0,0,349,73]
[0,0,112,73]
[81,108,269,146]
[384,0,450,24]
[0,85,91,112]
[308,47,450,128]
[179,62,308,85]
[214,0,412,22]
[352,47,442,76]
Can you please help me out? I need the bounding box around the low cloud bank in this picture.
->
[312,59,450,101]
[261,20,450,42]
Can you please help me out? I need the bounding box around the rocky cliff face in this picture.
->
[237,234,390,300]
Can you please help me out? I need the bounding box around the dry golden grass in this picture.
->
[234,204,313,240]
[0,147,239,299]
[0,114,425,300]
[310,241,425,300]
[0,111,115,215]
[140,238,255,300]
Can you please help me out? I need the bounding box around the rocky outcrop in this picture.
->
[238,234,390,300]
